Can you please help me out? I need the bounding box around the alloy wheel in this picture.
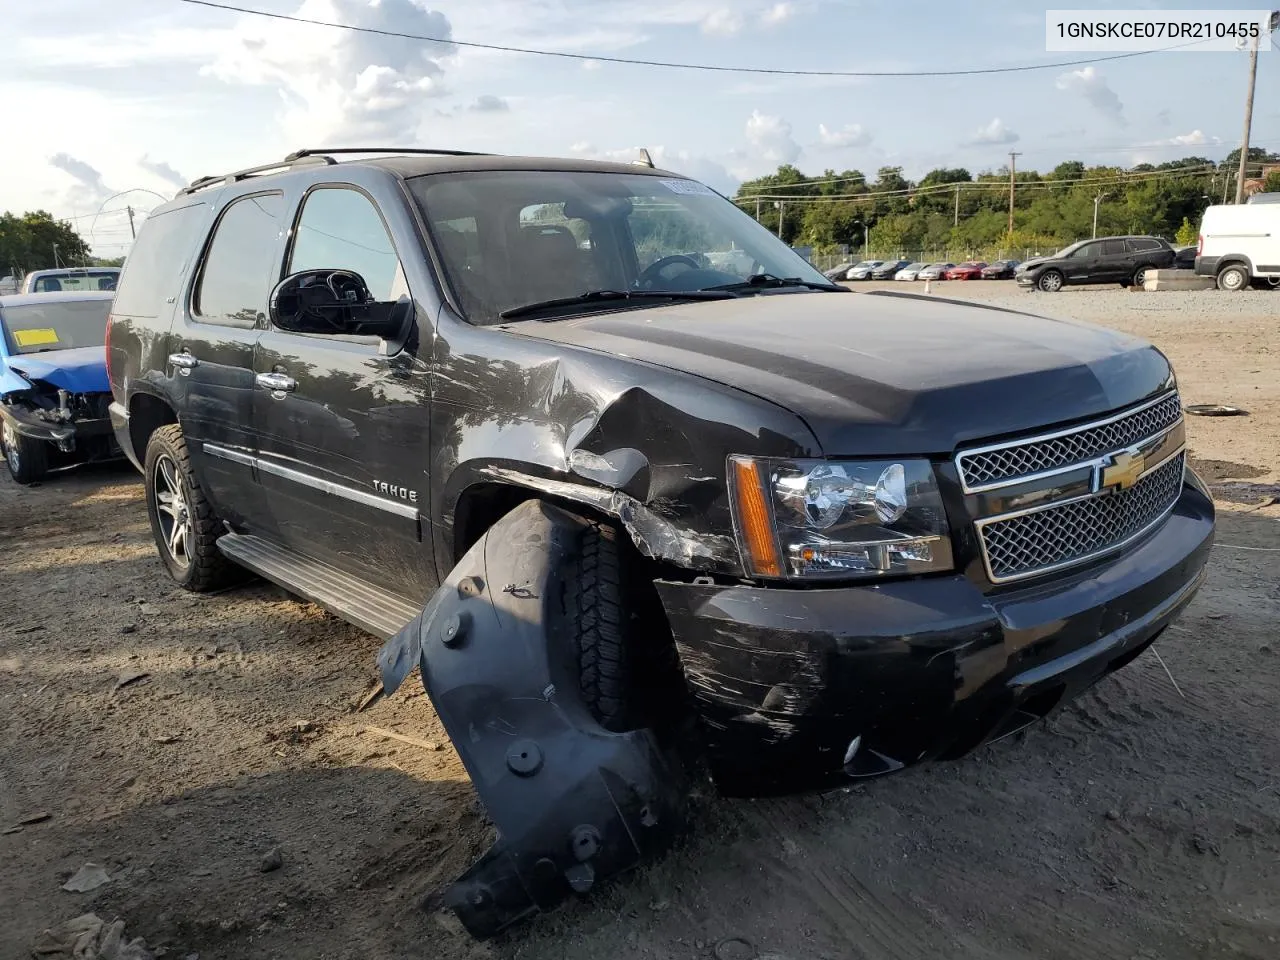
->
[2,421,18,474]
[154,453,193,568]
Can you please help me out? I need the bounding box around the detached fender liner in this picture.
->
[377,500,685,940]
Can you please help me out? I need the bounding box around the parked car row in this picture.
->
[823,259,1021,282]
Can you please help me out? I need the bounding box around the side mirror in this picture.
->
[268,269,405,339]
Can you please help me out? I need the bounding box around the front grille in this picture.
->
[958,393,1182,489]
[977,453,1185,582]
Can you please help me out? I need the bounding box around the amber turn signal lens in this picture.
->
[731,456,782,577]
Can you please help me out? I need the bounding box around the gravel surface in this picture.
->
[3,285,1279,960]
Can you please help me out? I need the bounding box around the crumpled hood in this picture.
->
[6,346,109,394]
[508,291,1173,456]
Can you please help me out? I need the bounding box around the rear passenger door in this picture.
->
[1096,238,1134,283]
[170,191,285,534]
[253,184,435,600]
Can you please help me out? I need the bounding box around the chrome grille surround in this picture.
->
[975,452,1185,583]
[956,391,1187,584]
[956,392,1183,492]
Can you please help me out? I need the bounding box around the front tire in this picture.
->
[2,420,47,485]
[1132,266,1151,287]
[565,519,684,734]
[1216,264,1249,292]
[143,424,237,591]
[1037,270,1064,292]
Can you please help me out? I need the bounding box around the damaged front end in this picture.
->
[377,500,686,940]
[1,379,117,456]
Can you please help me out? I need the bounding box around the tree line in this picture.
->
[734,146,1280,261]
[1,211,120,278]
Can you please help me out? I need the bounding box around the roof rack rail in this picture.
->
[283,147,494,162]
[178,154,336,196]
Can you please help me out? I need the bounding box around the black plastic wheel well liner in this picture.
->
[376,499,686,940]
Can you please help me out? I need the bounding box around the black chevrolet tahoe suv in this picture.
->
[107,149,1214,938]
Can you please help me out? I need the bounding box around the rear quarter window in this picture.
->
[112,201,210,318]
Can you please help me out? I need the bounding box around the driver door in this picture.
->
[252,185,434,600]
[1063,242,1100,283]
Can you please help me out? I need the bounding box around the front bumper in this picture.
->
[656,480,1214,797]
[2,403,117,457]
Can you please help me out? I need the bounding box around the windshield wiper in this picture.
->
[499,288,739,321]
[704,273,844,293]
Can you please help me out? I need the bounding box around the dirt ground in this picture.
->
[2,284,1279,960]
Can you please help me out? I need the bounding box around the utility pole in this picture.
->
[755,197,761,221]
[1007,152,1021,236]
[776,200,785,240]
[126,205,137,240]
[52,243,60,268]
[1236,11,1280,203]
[1092,192,1103,239]
[953,184,960,227]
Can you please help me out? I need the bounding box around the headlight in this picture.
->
[728,456,953,580]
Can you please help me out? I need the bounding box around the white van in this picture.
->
[1195,203,1280,291]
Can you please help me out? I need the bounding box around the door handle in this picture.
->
[255,372,297,393]
[168,352,199,372]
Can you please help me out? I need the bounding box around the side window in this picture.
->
[195,193,284,327]
[289,188,407,302]
[114,202,208,318]
[1127,238,1159,253]
[1068,243,1095,259]
[1101,239,1127,256]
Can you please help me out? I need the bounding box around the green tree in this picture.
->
[1261,170,1280,194]
[1174,217,1197,246]
[0,211,91,273]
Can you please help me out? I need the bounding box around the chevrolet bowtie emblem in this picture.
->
[1099,448,1146,491]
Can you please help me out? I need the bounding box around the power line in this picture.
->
[177,0,1208,78]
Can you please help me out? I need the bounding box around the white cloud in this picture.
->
[701,9,743,35]
[964,118,1019,146]
[570,143,737,195]
[569,141,596,155]
[203,0,453,144]
[469,94,510,113]
[817,122,872,148]
[1056,66,1125,123]
[745,110,801,166]
[760,3,794,26]
[1166,129,1214,146]
[581,59,602,71]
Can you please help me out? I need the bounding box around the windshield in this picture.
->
[29,270,119,293]
[1,299,111,355]
[409,170,832,323]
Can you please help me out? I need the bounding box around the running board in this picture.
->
[216,533,420,639]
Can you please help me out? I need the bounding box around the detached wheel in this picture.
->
[1037,270,1064,292]
[2,420,47,485]
[1216,264,1249,292]
[143,424,236,591]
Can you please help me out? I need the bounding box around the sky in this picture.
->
[4,0,1277,256]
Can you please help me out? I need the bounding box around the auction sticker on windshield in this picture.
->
[12,328,60,347]
[659,179,717,196]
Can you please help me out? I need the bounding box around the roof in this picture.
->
[176,149,685,198]
[0,291,117,308]
[24,267,120,276]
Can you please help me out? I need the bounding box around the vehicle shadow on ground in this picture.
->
[3,767,488,960]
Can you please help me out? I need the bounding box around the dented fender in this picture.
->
[377,500,685,940]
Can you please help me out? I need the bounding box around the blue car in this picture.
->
[0,291,118,484]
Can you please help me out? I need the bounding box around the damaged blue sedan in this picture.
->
[0,291,119,484]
